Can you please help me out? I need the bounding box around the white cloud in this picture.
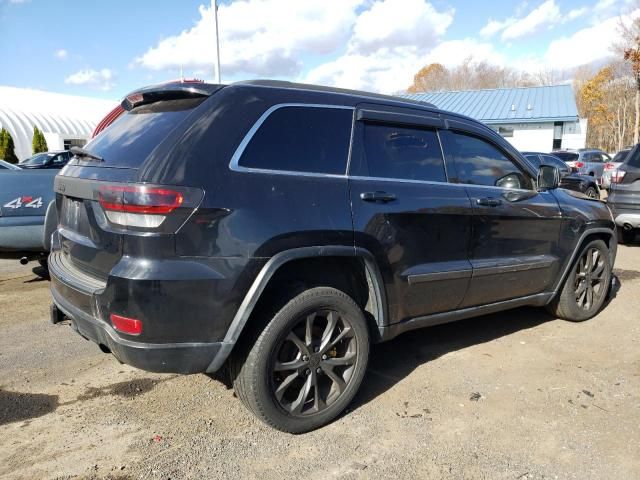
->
[54,49,68,60]
[424,39,506,67]
[348,0,453,55]
[64,68,115,91]
[135,0,363,78]
[480,0,581,40]
[305,0,454,93]
[515,8,640,71]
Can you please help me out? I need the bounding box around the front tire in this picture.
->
[547,239,611,321]
[232,287,370,433]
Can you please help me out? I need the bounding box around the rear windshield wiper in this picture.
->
[70,147,103,163]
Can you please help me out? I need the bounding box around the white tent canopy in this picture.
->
[0,86,116,161]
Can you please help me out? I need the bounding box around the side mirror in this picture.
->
[538,165,560,190]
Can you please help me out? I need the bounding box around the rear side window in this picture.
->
[355,123,446,182]
[238,106,352,175]
[83,97,206,168]
[446,131,532,189]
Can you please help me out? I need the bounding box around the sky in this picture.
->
[0,0,637,101]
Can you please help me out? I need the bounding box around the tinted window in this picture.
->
[554,152,579,162]
[613,150,630,162]
[447,131,532,189]
[524,154,541,167]
[541,155,570,173]
[83,97,206,168]
[355,123,446,182]
[239,107,352,175]
[627,148,640,168]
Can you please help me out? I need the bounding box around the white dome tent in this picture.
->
[0,86,116,161]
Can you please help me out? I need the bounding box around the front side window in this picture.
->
[354,123,447,182]
[541,155,570,175]
[238,106,352,175]
[446,131,533,189]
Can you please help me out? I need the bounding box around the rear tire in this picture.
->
[584,186,598,199]
[231,287,369,433]
[546,239,611,322]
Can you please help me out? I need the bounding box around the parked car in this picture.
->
[607,144,640,244]
[0,168,58,265]
[0,159,21,170]
[553,149,611,182]
[49,80,617,433]
[522,152,600,199]
[19,150,73,169]
[602,147,632,190]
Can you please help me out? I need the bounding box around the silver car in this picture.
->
[601,148,632,190]
[553,149,612,183]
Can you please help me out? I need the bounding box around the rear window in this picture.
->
[81,97,205,168]
[627,148,640,168]
[238,106,352,175]
[553,152,579,162]
[613,150,630,162]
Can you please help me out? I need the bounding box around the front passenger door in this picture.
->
[440,129,563,307]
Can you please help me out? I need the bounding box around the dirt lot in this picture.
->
[0,246,639,480]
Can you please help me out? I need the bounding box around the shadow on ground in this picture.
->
[0,388,58,426]
[352,270,629,411]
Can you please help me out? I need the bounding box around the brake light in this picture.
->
[110,313,142,335]
[98,185,184,228]
[604,163,615,170]
[611,170,626,184]
[575,161,584,168]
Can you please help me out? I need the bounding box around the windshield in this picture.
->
[553,152,579,162]
[21,153,53,166]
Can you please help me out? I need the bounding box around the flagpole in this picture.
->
[214,0,221,83]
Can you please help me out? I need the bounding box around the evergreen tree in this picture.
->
[0,128,19,164]
[32,126,48,154]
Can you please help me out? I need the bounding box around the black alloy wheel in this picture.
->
[270,309,357,416]
[574,246,607,311]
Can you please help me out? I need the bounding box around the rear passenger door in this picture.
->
[439,127,562,307]
[348,105,473,322]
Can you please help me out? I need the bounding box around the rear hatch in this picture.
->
[609,145,640,213]
[54,83,218,280]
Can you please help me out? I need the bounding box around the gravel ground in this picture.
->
[0,245,639,480]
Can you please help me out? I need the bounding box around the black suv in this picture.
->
[49,81,617,433]
[607,143,640,244]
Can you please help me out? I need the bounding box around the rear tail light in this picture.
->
[97,184,195,230]
[611,170,626,184]
[575,161,584,168]
[604,163,615,170]
[110,313,142,335]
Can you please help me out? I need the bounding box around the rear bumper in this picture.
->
[48,247,236,374]
[613,213,640,229]
[51,285,222,374]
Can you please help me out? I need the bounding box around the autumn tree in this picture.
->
[0,128,19,164]
[32,126,48,154]
[578,64,636,151]
[408,63,448,92]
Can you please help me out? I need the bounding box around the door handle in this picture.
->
[476,197,502,207]
[360,191,397,203]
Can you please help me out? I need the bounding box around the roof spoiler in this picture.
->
[121,82,223,111]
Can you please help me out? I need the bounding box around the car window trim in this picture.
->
[229,103,355,178]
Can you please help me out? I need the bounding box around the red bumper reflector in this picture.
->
[110,313,142,335]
